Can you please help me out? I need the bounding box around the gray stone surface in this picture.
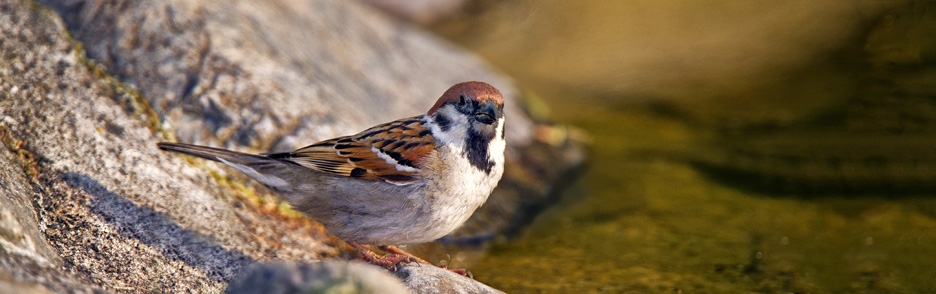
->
[42,0,532,153]
[361,0,468,25]
[225,260,506,294]
[392,264,505,294]
[226,261,412,294]
[0,0,583,292]
[1,1,334,292]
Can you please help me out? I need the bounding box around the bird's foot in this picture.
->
[381,245,473,278]
[349,242,473,278]
[350,241,416,269]
[378,245,430,264]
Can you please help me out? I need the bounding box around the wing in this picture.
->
[266,116,435,185]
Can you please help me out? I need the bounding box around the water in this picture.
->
[471,102,936,292]
[431,1,936,292]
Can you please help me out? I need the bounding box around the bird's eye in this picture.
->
[458,95,468,106]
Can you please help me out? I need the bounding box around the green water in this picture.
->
[471,102,936,293]
[432,1,936,292]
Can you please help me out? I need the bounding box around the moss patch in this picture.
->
[0,125,41,184]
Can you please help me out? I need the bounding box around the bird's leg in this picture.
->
[381,245,473,278]
[378,245,430,264]
[350,241,415,269]
[352,242,474,278]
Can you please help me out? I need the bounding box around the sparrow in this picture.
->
[157,81,505,264]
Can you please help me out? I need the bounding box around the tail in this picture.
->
[158,142,299,191]
[157,142,270,165]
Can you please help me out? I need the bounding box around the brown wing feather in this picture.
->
[275,116,435,184]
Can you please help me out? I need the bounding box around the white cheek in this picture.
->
[425,108,470,148]
[490,117,506,160]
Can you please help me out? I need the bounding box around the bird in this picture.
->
[157,81,506,268]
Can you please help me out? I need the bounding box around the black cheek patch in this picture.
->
[435,114,452,132]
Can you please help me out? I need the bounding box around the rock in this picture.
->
[0,275,52,294]
[392,263,505,294]
[226,261,411,294]
[1,1,334,292]
[225,260,505,294]
[360,0,468,25]
[0,0,584,292]
[41,0,533,153]
[0,124,60,271]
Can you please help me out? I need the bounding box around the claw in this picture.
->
[379,245,431,264]
[350,241,473,278]
[350,241,416,269]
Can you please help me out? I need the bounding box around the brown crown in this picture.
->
[428,81,504,114]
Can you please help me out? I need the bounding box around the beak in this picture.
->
[474,100,497,124]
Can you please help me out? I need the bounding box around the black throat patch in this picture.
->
[464,122,497,174]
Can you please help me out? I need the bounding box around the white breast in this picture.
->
[417,113,506,242]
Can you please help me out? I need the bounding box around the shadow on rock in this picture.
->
[61,172,255,283]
